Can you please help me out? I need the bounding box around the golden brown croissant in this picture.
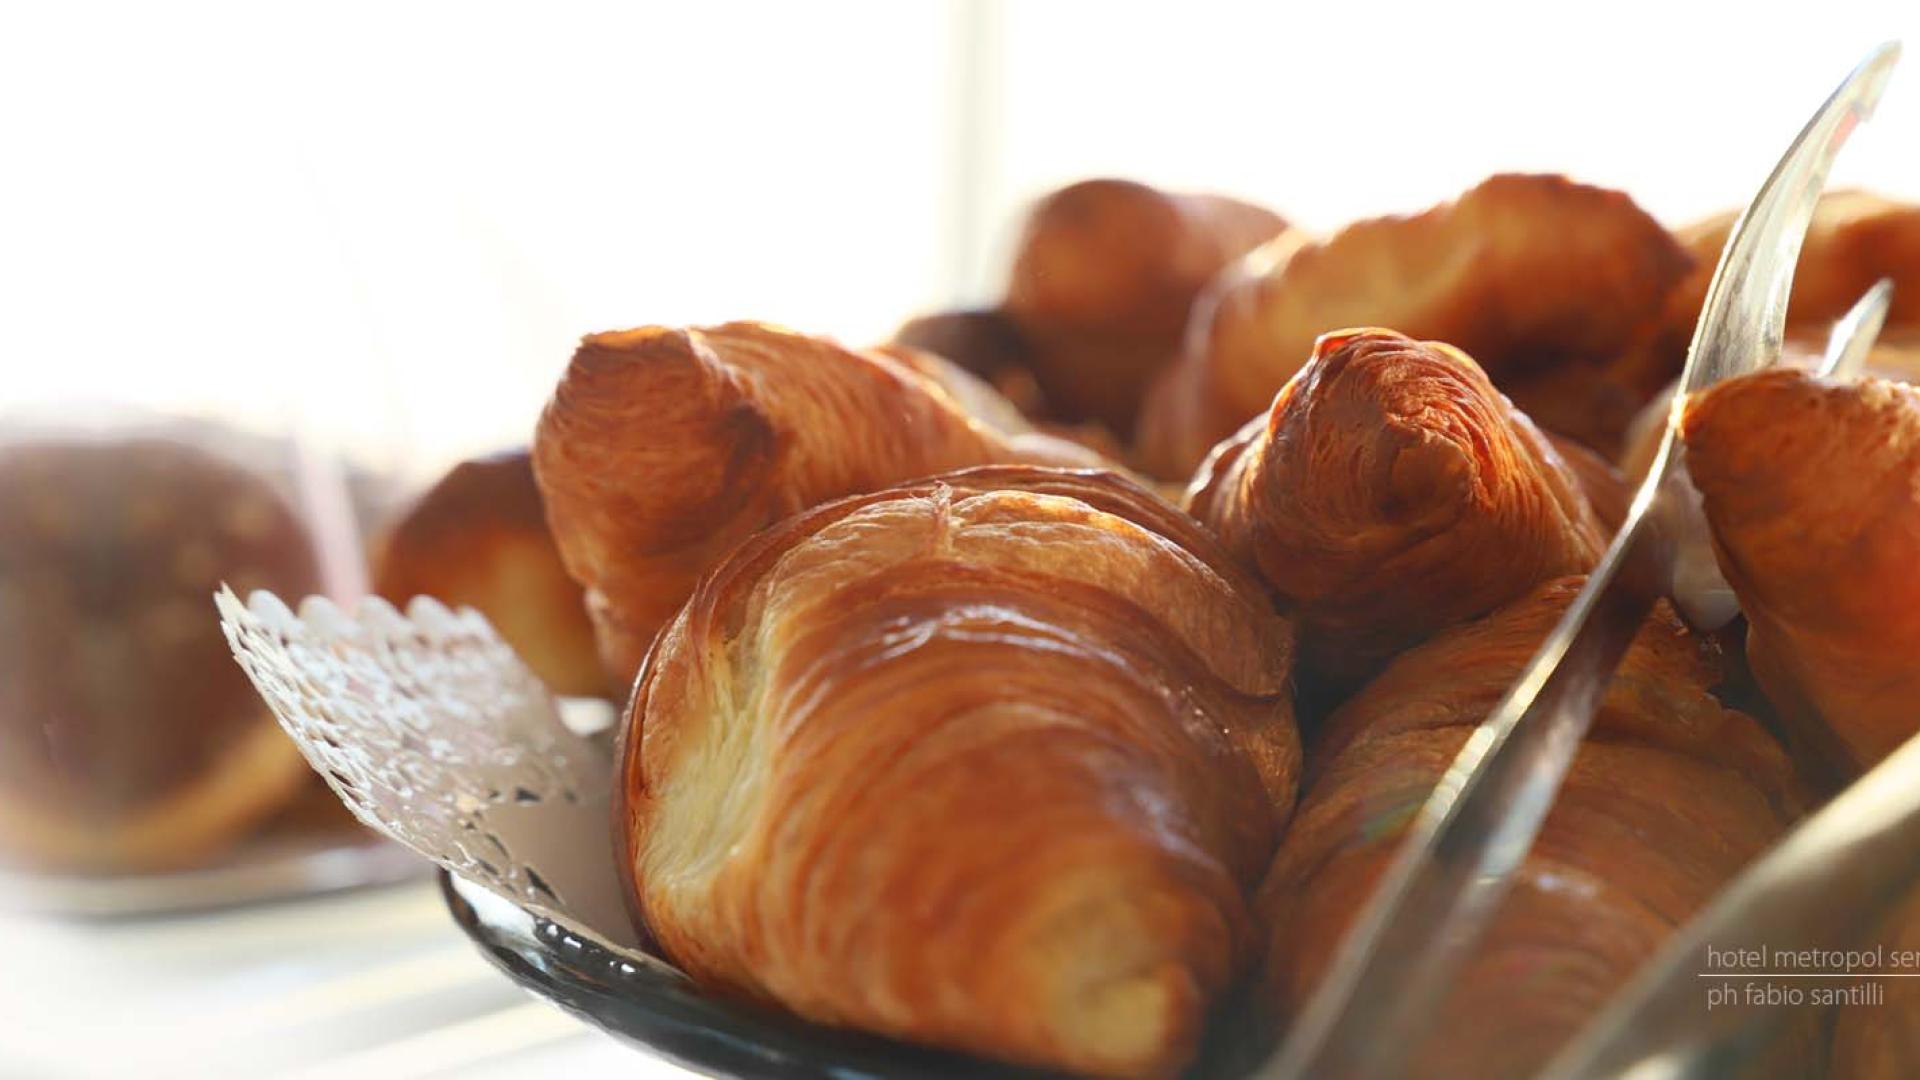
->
[1682,367,1920,773]
[533,322,1099,686]
[618,465,1301,1079]
[0,438,321,870]
[1186,328,1607,691]
[1138,174,1691,476]
[1261,577,1802,1078]
[373,449,605,698]
[1610,191,1920,403]
[1002,178,1288,435]
[1617,330,1920,483]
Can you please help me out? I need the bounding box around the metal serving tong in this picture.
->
[1819,276,1895,378]
[1260,42,1902,1080]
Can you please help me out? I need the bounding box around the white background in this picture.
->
[5,1,1920,477]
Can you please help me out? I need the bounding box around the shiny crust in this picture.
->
[1186,329,1607,690]
[618,466,1299,1079]
[1682,368,1920,771]
[1611,191,1920,401]
[374,449,606,698]
[533,322,1085,686]
[1003,179,1287,435]
[1138,174,1690,476]
[1261,577,1801,1078]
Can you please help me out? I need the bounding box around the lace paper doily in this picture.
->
[217,587,647,953]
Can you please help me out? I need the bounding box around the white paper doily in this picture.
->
[217,587,648,954]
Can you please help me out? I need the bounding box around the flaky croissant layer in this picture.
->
[1188,328,1606,692]
[1140,174,1690,475]
[1261,578,1801,1078]
[620,467,1299,1079]
[533,321,1098,686]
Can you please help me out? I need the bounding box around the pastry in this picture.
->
[0,437,321,870]
[1138,174,1691,476]
[532,321,1100,685]
[1260,578,1801,1078]
[1186,328,1607,692]
[373,448,606,698]
[618,465,1300,1079]
[1682,367,1920,773]
[1002,178,1288,436]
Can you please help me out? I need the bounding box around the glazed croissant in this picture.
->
[1138,174,1690,476]
[1610,191,1920,403]
[1260,577,1802,1078]
[1002,178,1288,435]
[1682,367,1920,773]
[373,449,605,698]
[533,322,1102,685]
[619,466,1301,1079]
[1187,328,1607,691]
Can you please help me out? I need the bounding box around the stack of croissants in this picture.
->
[370,175,1920,1078]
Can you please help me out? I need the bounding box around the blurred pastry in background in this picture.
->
[534,321,1109,686]
[1139,173,1692,476]
[1682,367,1920,775]
[890,307,1040,411]
[373,448,606,698]
[621,465,1299,1079]
[1000,178,1288,436]
[1610,192,1920,407]
[1261,577,1801,1079]
[1187,328,1607,695]
[0,437,322,871]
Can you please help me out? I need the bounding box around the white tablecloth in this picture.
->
[0,878,698,1078]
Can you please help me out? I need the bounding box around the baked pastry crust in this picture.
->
[374,448,606,698]
[618,465,1299,1079]
[1003,178,1287,435]
[1139,174,1689,476]
[533,322,1096,686]
[1186,328,1606,691]
[1683,367,1920,772]
[1261,578,1800,1078]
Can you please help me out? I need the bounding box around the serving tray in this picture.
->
[439,870,1058,1080]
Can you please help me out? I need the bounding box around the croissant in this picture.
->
[1186,328,1607,692]
[1001,178,1288,435]
[1618,330,1920,483]
[1682,367,1920,773]
[1138,174,1691,476]
[533,322,1101,685]
[373,449,605,697]
[1610,191,1920,402]
[1260,577,1802,1078]
[618,465,1301,1079]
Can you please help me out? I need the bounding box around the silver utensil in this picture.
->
[1261,42,1901,1079]
[1668,274,1895,633]
[1546,724,1920,1078]
[1818,276,1896,378]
